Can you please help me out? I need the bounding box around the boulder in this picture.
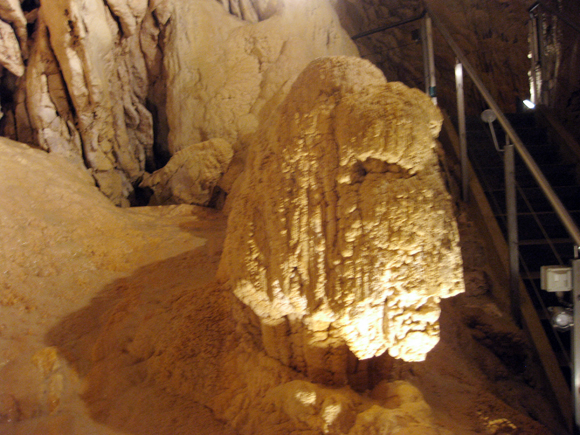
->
[141,138,234,206]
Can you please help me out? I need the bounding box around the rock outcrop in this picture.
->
[1,0,153,206]
[0,0,26,77]
[219,56,465,384]
[217,0,281,22]
[0,18,24,77]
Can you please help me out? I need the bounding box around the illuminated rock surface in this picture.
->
[161,0,358,154]
[0,18,23,77]
[219,56,465,382]
[0,0,26,76]
[0,135,451,434]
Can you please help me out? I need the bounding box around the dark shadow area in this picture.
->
[45,241,238,435]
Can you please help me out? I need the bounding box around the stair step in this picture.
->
[518,238,574,246]
[466,144,557,160]
[494,211,580,241]
[465,111,580,383]
[522,271,541,280]
[464,112,538,133]
[469,142,563,163]
[519,243,575,270]
[472,164,576,189]
[485,186,580,214]
[510,127,548,145]
[505,112,539,129]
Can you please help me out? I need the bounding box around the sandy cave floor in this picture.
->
[0,138,570,434]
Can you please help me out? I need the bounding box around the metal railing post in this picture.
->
[529,10,541,105]
[573,246,580,432]
[421,17,430,96]
[455,60,468,202]
[423,15,437,105]
[505,142,521,325]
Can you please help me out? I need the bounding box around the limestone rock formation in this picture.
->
[219,56,465,382]
[0,0,27,75]
[0,0,25,120]
[217,0,280,22]
[0,133,562,435]
[25,17,84,168]
[0,0,154,206]
[0,18,23,77]
[1,0,357,205]
[141,138,234,206]
[38,0,152,206]
[161,0,359,155]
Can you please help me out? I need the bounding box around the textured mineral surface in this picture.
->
[219,56,465,383]
[0,0,569,433]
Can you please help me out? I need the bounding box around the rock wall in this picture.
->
[0,0,357,206]
[160,0,358,154]
[0,0,26,79]
[219,56,465,384]
[1,0,153,206]
[542,0,580,140]
[2,0,577,205]
[335,0,531,116]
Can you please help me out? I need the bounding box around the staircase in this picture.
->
[466,109,580,383]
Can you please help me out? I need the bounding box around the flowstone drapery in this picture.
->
[219,56,464,384]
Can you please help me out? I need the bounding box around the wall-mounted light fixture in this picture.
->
[523,99,536,109]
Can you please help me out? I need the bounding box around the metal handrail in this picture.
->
[351,11,426,40]
[424,3,580,247]
[349,4,580,245]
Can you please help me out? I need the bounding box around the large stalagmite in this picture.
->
[219,56,465,382]
[0,130,562,435]
[0,135,459,435]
